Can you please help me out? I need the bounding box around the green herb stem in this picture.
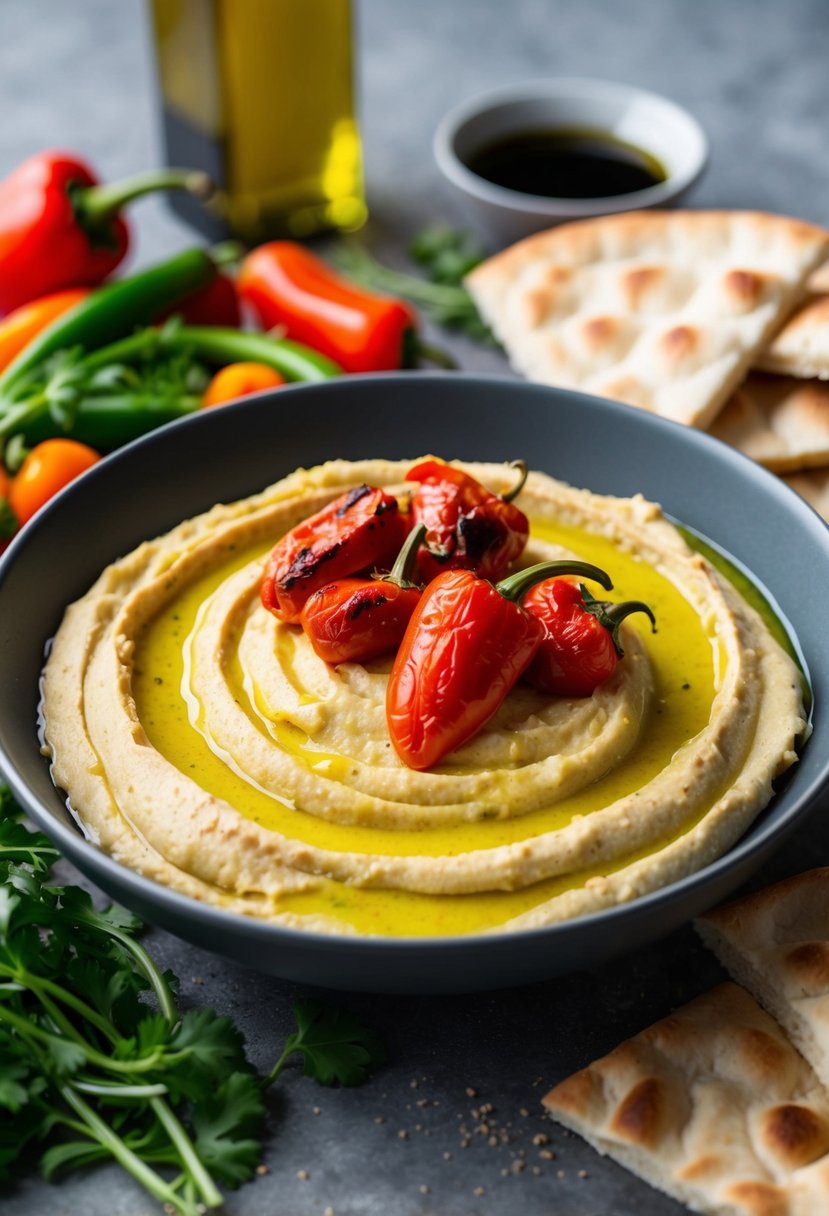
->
[74,916,179,1024]
[27,974,121,1045]
[150,1095,224,1210]
[72,1078,169,1098]
[61,1085,193,1215]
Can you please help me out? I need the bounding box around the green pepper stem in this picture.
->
[412,338,457,369]
[501,460,528,503]
[387,523,427,587]
[579,587,656,657]
[497,560,613,603]
[72,168,214,228]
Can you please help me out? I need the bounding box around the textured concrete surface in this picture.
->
[2,1,829,1213]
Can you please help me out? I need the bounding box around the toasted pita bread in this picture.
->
[755,294,829,380]
[466,210,829,430]
[698,870,829,1094]
[543,982,829,1215]
[709,374,829,471]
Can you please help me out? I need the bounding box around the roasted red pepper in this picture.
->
[0,151,213,315]
[261,484,408,624]
[238,241,450,373]
[300,524,426,664]
[522,580,656,697]
[386,560,612,771]
[407,458,529,583]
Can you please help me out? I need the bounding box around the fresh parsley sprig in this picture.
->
[0,788,384,1213]
[331,226,498,345]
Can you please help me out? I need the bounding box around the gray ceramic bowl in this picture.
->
[0,374,826,993]
[434,78,708,244]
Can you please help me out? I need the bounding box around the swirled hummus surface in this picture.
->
[41,459,807,937]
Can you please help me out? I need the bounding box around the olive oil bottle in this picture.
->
[149,0,367,241]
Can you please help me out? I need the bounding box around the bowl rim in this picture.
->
[433,75,709,218]
[1,371,827,960]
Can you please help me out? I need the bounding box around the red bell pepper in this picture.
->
[300,524,426,664]
[0,151,213,315]
[261,484,409,624]
[522,580,656,697]
[238,241,452,372]
[407,458,529,583]
[386,560,612,771]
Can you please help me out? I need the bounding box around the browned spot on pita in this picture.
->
[622,265,663,307]
[738,1027,792,1084]
[610,1078,666,1148]
[784,940,829,988]
[724,269,767,309]
[723,1180,790,1216]
[581,316,619,350]
[661,325,698,361]
[760,1103,829,1168]
[521,289,553,329]
[675,1154,725,1183]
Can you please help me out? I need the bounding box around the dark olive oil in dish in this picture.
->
[466,127,667,199]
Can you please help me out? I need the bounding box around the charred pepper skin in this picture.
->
[261,484,409,624]
[407,458,529,583]
[299,523,426,664]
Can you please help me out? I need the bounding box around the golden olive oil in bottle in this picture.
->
[149,0,366,240]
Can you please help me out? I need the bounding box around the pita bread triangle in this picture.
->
[709,372,829,471]
[466,210,829,430]
[755,291,829,380]
[544,981,829,1216]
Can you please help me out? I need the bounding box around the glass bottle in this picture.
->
[148,0,367,241]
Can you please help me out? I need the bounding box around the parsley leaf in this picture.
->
[191,1071,265,1185]
[267,999,387,1088]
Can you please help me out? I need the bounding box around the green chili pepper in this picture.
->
[168,325,341,382]
[0,248,222,400]
[14,394,204,451]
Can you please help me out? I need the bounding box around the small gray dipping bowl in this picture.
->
[0,374,826,994]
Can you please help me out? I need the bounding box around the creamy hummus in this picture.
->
[41,459,807,937]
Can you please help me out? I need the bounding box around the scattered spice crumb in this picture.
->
[532,1166,542,1177]
[557,1169,565,1179]
[500,1167,509,1177]
[324,1209,335,1216]
[466,1087,477,1098]
[255,1164,270,1176]
[539,1149,556,1161]
[374,1116,385,1125]
[312,1107,321,1116]
[511,1160,526,1174]
[519,1107,530,1117]
[579,1169,589,1179]
[410,1079,419,1089]
[443,1152,452,1161]
[532,1133,549,1146]
[415,1124,423,1132]
[296,1169,310,1181]
[473,1186,485,1197]
[398,1130,408,1140]
[488,1135,498,1148]
[419,1185,430,1194]
[417,1098,429,1108]
[191,976,204,985]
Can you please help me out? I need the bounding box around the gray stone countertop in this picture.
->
[2,1,828,1213]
